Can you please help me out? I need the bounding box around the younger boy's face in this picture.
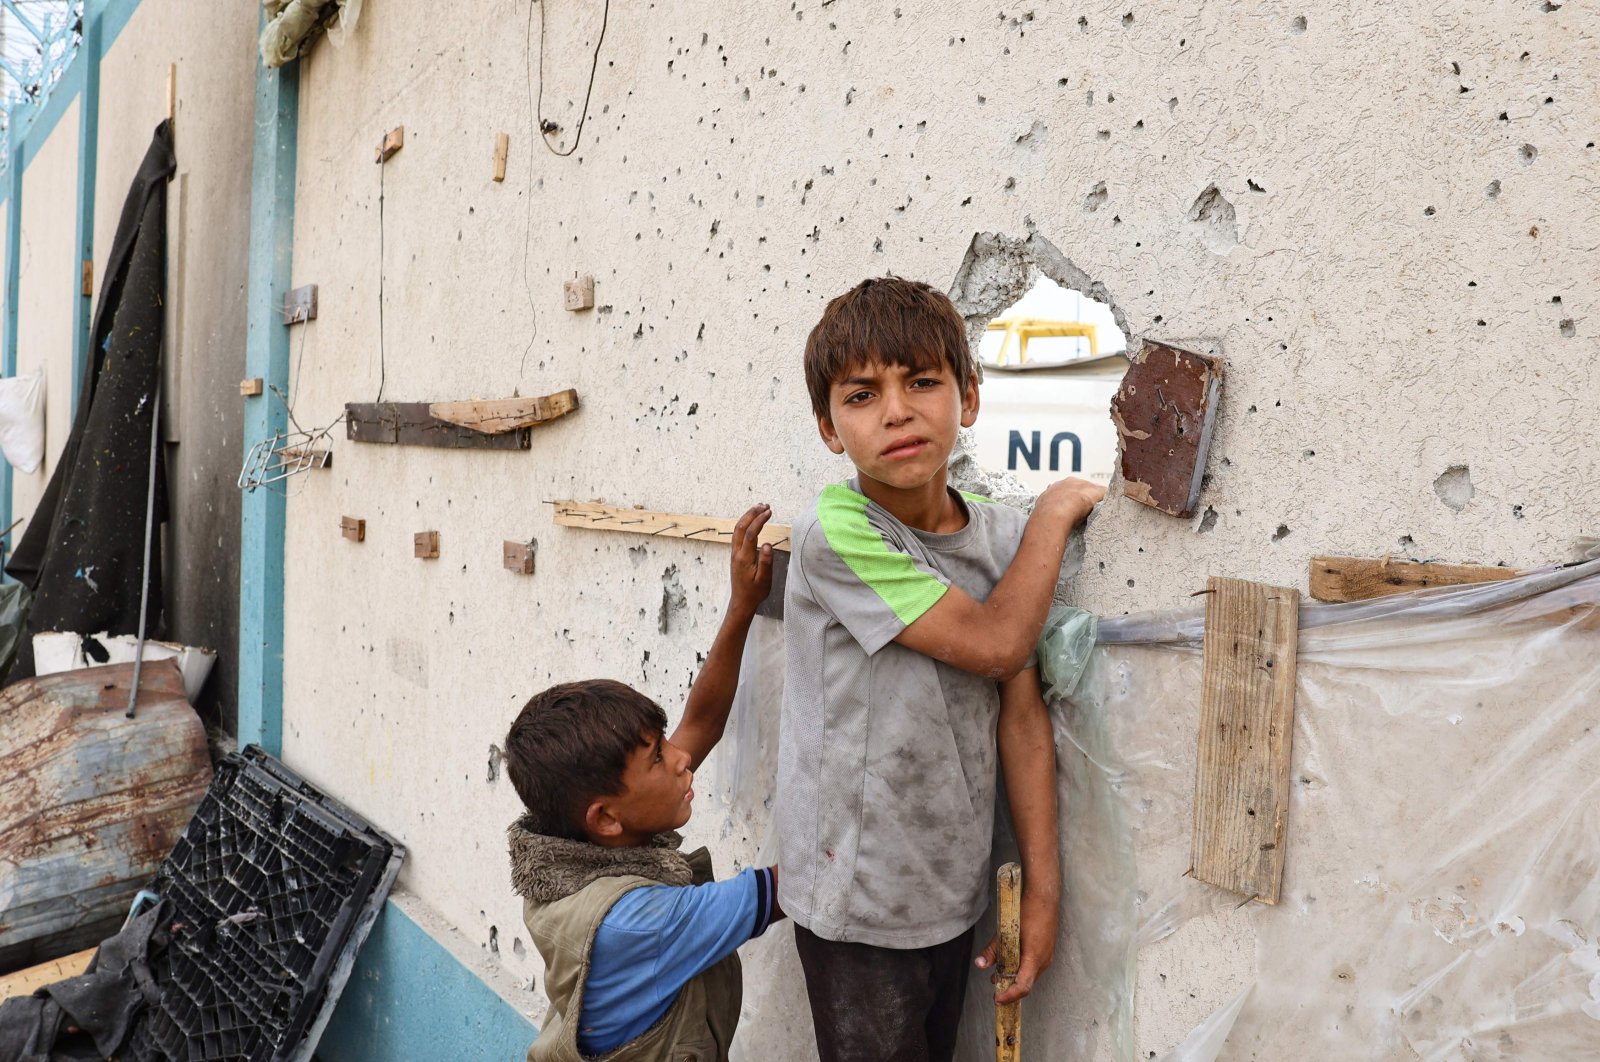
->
[819,359,979,493]
[587,731,695,846]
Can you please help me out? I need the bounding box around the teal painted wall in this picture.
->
[237,27,296,757]
[318,901,537,1062]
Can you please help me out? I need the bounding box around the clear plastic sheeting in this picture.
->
[1043,558,1600,1061]
[727,561,1600,1061]
[1038,605,1097,704]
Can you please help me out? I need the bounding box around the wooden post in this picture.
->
[995,862,1022,1062]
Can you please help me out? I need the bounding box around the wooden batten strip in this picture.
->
[550,500,791,552]
[345,402,531,449]
[1309,555,1517,603]
[428,389,579,434]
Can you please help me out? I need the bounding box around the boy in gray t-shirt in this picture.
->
[778,277,1102,1061]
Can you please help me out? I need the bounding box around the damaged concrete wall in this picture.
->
[276,0,1599,1053]
[87,0,257,731]
[12,103,81,530]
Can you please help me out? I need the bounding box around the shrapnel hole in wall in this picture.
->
[946,233,1136,512]
[970,275,1128,491]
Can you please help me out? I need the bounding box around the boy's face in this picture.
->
[585,731,696,846]
[818,359,979,493]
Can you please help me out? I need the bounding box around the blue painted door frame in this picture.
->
[237,45,297,756]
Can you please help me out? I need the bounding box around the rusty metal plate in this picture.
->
[1111,340,1223,518]
[0,660,210,969]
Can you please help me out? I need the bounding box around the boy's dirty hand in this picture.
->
[974,892,1059,1005]
[1035,476,1106,528]
[729,504,775,617]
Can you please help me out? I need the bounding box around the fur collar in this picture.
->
[507,816,694,903]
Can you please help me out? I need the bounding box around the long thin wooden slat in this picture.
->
[0,947,95,1001]
[345,402,531,449]
[427,389,579,434]
[1191,577,1299,904]
[550,500,792,552]
[1308,555,1517,603]
[994,862,1022,1062]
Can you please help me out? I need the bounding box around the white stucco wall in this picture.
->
[276,0,1599,1054]
[13,101,80,533]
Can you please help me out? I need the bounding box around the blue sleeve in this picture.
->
[577,867,778,1054]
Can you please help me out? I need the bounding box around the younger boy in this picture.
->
[779,276,1104,1060]
[505,506,782,1062]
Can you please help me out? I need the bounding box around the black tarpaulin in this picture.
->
[4,120,175,680]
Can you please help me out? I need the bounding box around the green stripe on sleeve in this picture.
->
[816,484,948,626]
[958,490,994,505]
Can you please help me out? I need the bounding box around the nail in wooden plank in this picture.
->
[345,402,531,449]
[1308,555,1517,603]
[340,517,366,543]
[1191,576,1299,904]
[550,500,792,552]
[1111,340,1222,517]
[374,125,404,164]
[428,389,579,434]
[563,275,594,311]
[503,540,536,575]
[492,132,510,182]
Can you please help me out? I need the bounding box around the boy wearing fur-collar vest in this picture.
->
[506,505,783,1061]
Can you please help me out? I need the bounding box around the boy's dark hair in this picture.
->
[504,679,668,841]
[803,276,975,419]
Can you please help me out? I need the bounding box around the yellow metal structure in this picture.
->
[986,317,1099,365]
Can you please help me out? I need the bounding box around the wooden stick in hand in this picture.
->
[996,862,1022,1062]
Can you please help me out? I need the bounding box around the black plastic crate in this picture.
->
[121,745,404,1062]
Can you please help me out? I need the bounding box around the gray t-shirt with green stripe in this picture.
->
[777,479,1030,948]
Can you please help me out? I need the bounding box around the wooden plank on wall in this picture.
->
[1308,555,1517,603]
[1192,576,1300,904]
[428,389,578,434]
[551,500,792,552]
[345,402,531,449]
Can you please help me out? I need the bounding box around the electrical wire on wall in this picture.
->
[530,0,610,158]
[520,0,611,375]
[375,155,388,401]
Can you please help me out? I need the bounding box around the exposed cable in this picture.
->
[288,307,310,412]
[376,154,387,401]
[532,0,610,159]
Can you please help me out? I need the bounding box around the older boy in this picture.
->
[779,276,1103,1061]
[505,506,781,1062]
